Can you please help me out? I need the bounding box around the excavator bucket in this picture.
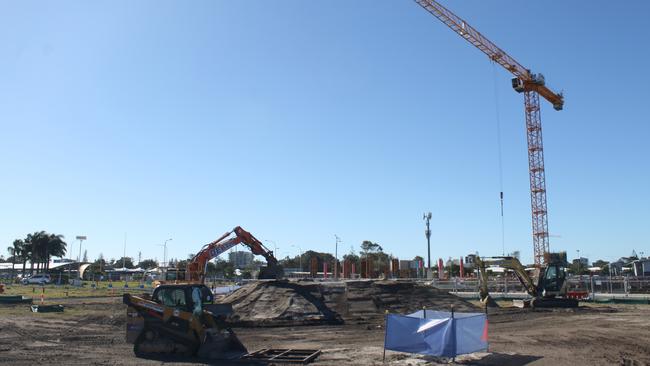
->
[196,328,248,360]
[481,295,499,308]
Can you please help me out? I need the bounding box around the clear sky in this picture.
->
[1,1,648,265]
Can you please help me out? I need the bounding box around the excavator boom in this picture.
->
[185,226,281,283]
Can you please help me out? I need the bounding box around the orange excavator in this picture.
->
[164,226,283,284]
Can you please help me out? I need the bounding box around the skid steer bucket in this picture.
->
[196,328,248,360]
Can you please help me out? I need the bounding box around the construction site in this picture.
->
[2,0,649,365]
[1,222,650,365]
[1,279,650,365]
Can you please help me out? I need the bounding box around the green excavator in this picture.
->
[475,252,578,308]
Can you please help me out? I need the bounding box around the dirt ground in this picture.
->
[1,297,649,366]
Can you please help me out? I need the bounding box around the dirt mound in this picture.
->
[344,280,478,317]
[219,281,342,326]
[219,280,478,326]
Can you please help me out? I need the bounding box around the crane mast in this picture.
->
[415,0,564,266]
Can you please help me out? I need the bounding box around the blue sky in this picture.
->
[1,1,648,265]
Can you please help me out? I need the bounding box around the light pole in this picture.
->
[163,238,172,272]
[423,212,432,279]
[335,235,341,280]
[76,236,87,280]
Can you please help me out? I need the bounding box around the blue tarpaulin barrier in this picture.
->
[384,309,488,358]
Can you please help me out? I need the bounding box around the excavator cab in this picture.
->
[537,263,566,297]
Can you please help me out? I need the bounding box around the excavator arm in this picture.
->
[476,256,539,307]
[186,226,279,283]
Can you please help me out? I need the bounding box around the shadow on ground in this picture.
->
[134,354,267,366]
[467,352,542,366]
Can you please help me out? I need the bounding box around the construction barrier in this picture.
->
[384,308,488,358]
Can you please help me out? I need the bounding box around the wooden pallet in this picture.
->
[242,348,321,364]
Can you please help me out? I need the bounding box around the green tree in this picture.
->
[569,260,588,275]
[592,259,610,275]
[278,254,302,269]
[205,261,217,275]
[138,259,159,270]
[343,247,361,270]
[302,250,335,273]
[214,258,235,278]
[114,257,134,269]
[176,259,189,270]
[359,241,387,276]
[361,241,382,255]
[88,256,107,279]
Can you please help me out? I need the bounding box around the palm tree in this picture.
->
[14,240,30,277]
[46,233,67,271]
[7,239,23,280]
[25,231,49,275]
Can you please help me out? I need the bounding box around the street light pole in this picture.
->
[423,212,432,279]
[335,235,341,280]
[163,238,172,274]
[76,235,87,280]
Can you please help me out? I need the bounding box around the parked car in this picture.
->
[21,274,51,285]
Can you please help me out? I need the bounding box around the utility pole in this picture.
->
[335,235,341,280]
[423,212,432,279]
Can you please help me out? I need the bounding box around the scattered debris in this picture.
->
[0,295,33,305]
[30,304,64,313]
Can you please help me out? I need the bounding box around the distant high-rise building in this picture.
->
[229,251,254,268]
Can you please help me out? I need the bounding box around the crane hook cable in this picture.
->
[492,61,506,256]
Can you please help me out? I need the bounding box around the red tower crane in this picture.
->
[415,0,564,266]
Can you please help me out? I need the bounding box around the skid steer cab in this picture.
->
[123,284,247,360]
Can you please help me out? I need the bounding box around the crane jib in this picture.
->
[415,0,565,266]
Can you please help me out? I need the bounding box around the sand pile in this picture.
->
[219,280,478,326]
